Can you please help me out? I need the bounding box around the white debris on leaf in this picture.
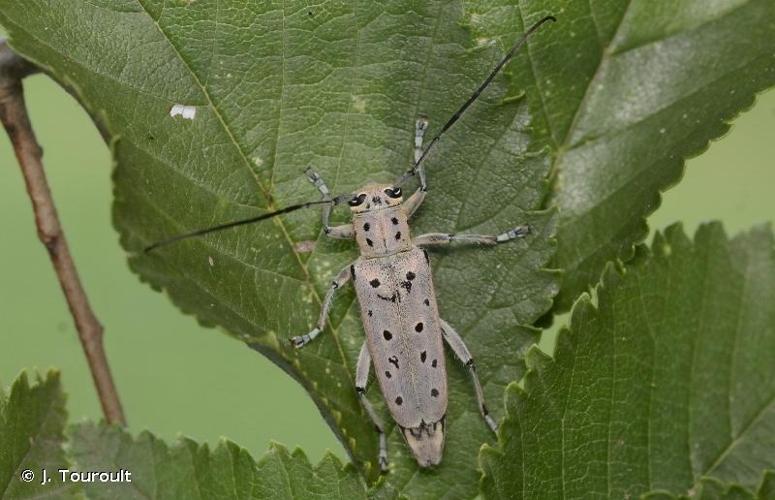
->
[170,104,197,120]
[352,95,366,113]
[293,240,317,253]
[208,256,215,266]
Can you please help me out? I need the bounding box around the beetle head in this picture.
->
[347,183,403,213]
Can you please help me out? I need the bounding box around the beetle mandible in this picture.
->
[145,16,555,470]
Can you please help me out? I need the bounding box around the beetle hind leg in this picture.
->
[355,342,389,472]
[439,319,498,433]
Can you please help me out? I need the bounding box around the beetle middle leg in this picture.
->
[439,318,498,432]
[355,342,390,472]
[305,167,354,239]
[290,264,351,348]
[414,225,530,247]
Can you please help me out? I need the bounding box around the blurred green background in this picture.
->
[1,71,773,463]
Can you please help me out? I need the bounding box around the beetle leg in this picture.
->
[402,117,429,217]
[414,225,530,248]
[355,342,389,472]
[290,264,351,348]
[305,167,354,239]
[439,318,498,433]
[324,224,354,239]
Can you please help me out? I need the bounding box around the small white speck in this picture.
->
[208,256,215,266]
[352,95,366,113]
[170,104,197,120]
[659,128,666,134]
[682,113,688,119]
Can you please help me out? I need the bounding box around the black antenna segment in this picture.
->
[399,15,556,185]
[144,198,342,253]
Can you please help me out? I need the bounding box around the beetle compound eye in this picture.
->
[348,193,367,207]
[384,187,402,198]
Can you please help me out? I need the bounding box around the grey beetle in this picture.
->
[146,16,555,470]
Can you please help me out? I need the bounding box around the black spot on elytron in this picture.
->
[391,217,399,225]
[406,271,416,280]
[385,370,392,379]
[395,396,403,406]
[399,280,412,294]
[388,356,399,369]
[350,265,356,280]
[372,196,382,204]
[431,388,439,397]
[395,231,402,240]
[363,222,370,231]
[415,322,424,333]
[383,330,392,341]
[367,310,373,317]
[366,238,374,247]
[421,351,427,363]
[423,298,430,306]
[370,278,380,288]
[377,293,396,302]
[432,359,438,368]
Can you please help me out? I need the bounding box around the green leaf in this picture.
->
[643,478,757,500]
[465,0,775,310]
[757,471,775,500]
[68,422,366,500]
[0,371,75,499]
[0,0,557,495]
[480,223,775,498]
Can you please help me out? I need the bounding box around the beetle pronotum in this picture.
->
[146,16,555,470]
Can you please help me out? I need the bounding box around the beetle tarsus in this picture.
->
[495,224,530,243]
[290,328,320,349]
[485,414,498,433]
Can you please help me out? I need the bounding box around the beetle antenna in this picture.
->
[398,15,556,185]
[144,195,350,253]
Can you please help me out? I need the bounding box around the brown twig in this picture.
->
[0,39,126,425]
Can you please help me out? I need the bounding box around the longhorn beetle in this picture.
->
[146,16,555,470]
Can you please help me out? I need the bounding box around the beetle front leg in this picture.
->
[290,264,352,348]
[305,167,354,239]
[355,342,389,472]
[414,225,530,247]
[439,318,498,433]
[402,117,429,218]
